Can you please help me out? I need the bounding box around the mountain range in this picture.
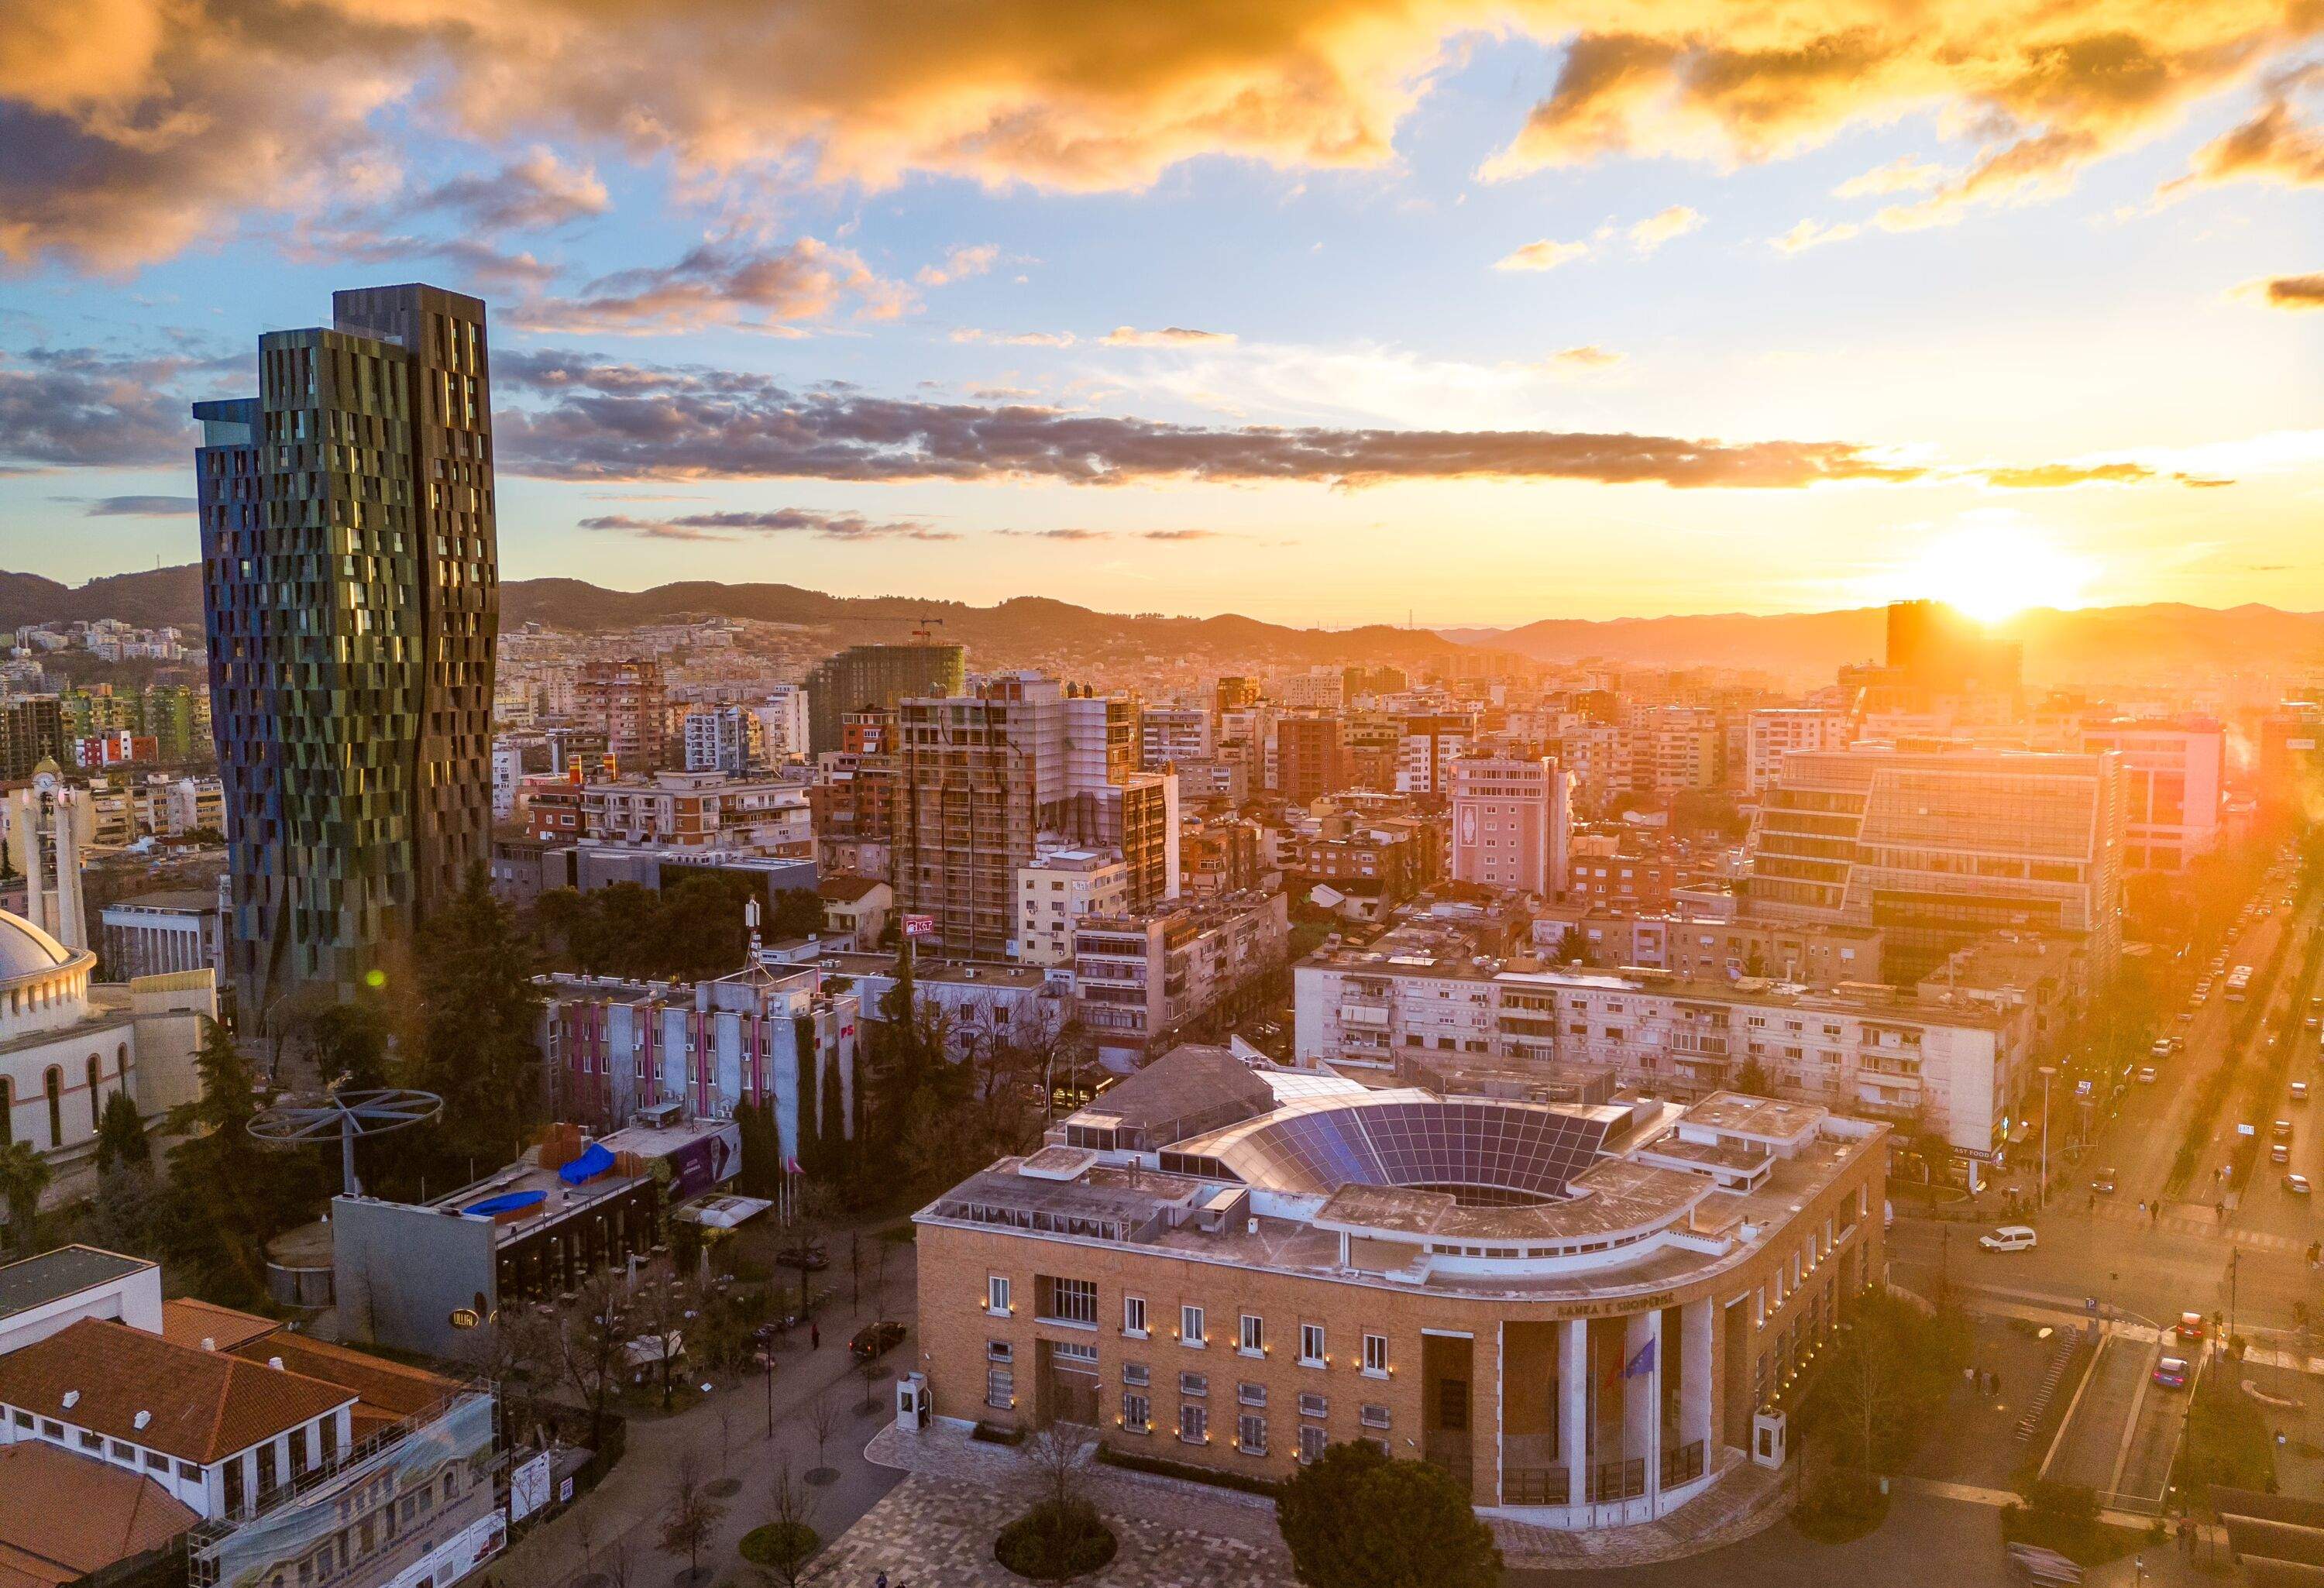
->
[8,564,2322,685]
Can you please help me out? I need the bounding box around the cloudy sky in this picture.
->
[3,0,2322,626]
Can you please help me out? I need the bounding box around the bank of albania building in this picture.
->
[913,1044,1886,1529]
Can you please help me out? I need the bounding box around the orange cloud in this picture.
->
[1102,326,1236,346]
[2,0,2315,271]
[1494,238,1588,272]
[2262,273,2324,308]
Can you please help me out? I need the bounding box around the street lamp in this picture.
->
[2038,1064,2058,1212]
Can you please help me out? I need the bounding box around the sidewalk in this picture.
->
[495,1263,919,1587]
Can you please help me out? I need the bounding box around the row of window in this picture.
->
[992,1276,1389,1372]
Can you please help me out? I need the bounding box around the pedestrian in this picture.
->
[2137,1199,2147,1218]
[811,1321,821,1351]
[877,1573,889,1588]
[2087,1191,2095,1213]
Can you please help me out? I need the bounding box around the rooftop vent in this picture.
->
[133,1411,151,1430]
[60,1390,77,1410]
[267,1356,285,1371]
[200,1336,216,1352]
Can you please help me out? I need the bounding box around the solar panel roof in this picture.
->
[1168,1097,1613,1199]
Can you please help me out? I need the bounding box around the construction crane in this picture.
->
[909,613,947,644]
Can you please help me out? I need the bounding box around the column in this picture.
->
[1625,1310,1660,1516]
[1682,1298,1714,1455]
[1560,1318,1588,1508]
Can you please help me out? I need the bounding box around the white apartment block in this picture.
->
[683,706,757,775]
[1275,671,1346,709]
[1449,755,1570,895]
[754,686,811,765]
[2080,718,2223,873]
[1016,849,1130,967]
[1745,709,1849,796]
[1295,955,2027,1175]
[1394,727,1471,796]
[1139,706,1215,769]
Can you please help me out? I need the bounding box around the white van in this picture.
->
[1979,1225,2038,1253]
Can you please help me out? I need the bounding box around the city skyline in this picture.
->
[2,4,2322,624]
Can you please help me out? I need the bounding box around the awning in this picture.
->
[674,1194,773,1229]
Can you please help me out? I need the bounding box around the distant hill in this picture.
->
[0,565,1466,669]
[9,565,2320,685]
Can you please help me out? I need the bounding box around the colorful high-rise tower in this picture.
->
[194,284,497,1025]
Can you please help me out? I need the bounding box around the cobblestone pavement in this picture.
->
[800,1469,1295,1587]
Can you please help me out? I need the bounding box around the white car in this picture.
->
[1980,1225,2038,1253]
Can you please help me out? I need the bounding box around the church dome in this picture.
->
[0,910,76,984]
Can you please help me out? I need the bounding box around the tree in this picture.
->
[805,1390,840,1480]
[304,998,393,1091]
[411,864,544,1172]
[1796,1289,1968,1474]
[559,1270,631,1452]
[0,1143,52,1256]
[634,1258,703,1413]
[658,1455,727,1585]
[1275,1440,1502,1588]
[745,1459,820,1587]
[1734,1057,1774,1098]
[768,888,827,941]
[94,1090,150,1174]
[779,1182,837,1320]
[153,1016,315,1302]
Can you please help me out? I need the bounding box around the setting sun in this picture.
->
[1882,519,2096,624]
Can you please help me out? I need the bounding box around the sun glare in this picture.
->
[1886,520,2095,624]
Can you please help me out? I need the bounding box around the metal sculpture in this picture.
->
[248,1087,443,1197]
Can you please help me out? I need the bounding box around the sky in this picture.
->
[3,0,2322,628]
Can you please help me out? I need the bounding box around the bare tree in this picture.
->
[658,1454,727,1586]
[602,1534,636,1588]
[1019,1398,1092,1528]
[806,1389,841,1480]
[559,1269,631,1451]
[778,1181,837,1321]
[632,1257,703,1413]
[755,1458,820,1588]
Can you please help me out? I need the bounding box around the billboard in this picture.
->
[663,1119,743,1201]
[903,913,936,937]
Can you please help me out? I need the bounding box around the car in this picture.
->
[2308,1016,2319,1030]
[2295,1081,2310,1103]
[1980,1225,2038,1253]
[2091,1167,2119,1194]
[776,1242,830,1272]
[2178,1010,2195,1023]
[2177,1311,2207,1340]
[2154,1356,2191,1390]
[2275,1119,2295,1141]
[2137,1067,2157,1084]
[2290,1174,2314,1196]
[2273,1142,2291,1164]
[850,1320,907,1361]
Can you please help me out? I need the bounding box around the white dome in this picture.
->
[0,911,74,983]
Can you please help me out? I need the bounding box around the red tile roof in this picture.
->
[0,1319,352,1465]
[159,1298,279,1354]
[225,1334,454,1434]
[0,1441,198,1586]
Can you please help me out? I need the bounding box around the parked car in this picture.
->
[2289,1173,2313,1196]
[2272,1142,2291,1164]
[2153,1356,2191,1390]
[2295,1081,2311,1103]
[2091,1167,2118,1194]
[1980,1225,2037,1253]
[2137,1067,2157,1084]
[2274,1119,2295,1141]
[851,1320,907,1361]
[776,1242,830,1272]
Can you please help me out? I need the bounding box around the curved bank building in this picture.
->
[912,1045,1886,1531]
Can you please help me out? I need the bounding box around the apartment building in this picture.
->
[896,675,1178,957]
[1073,889,1289,1066]
[1295,946,2027,1173]
[578,771,813,857]
[1743,743,2126,988]
[1140,706,1215,770]
[754,685,810,765]
[1449,755,1570,896]
[1274,714,1346,806]
[1393,713,1473,796]
[2079,717,2223,871]
[1563,837,1693,910]
[577,659,669,773]
[682,706,759,775]
[916,1047,1886,1528]
[1016,850,1130,968]
[1745,710,1849,796]
[1535,906,1882,986]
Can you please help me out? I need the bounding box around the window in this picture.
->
[1123,1295,1147,1337]
[1238,1381,1267,1408]
[1299,1324,1326,1365]
[1122,1363,1150,1387]
[1299,1423,1328,1463]
[86,1057,101,1130]
[1298,1391,1329,1419]
[1179,1403,1208,1444]
[1181,1304,1206,1346]
[1362,1332,1389,1376]
[1038,1276,1098,1327]
[1122,1392,1150,1433]
[986,1368,1015,1409]
[43,1067,61,1150]
[1237,1414,1268,1456]
[987,1339,1013,1363]
[1239,1314,1266,1356]
[1360,1403,1391,1430]
[987,1275,1012,1316]
[146,1450,170,1472]
[1179,1371,1208,1397]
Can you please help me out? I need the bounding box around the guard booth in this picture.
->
[896,1370,930,1431]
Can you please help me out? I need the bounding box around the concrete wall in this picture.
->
[331,1194,498,1359]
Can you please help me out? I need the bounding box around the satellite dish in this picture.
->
[249,1088,444,1198]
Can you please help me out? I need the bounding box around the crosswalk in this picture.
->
[2085,1198,2312,1253]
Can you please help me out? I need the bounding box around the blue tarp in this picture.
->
[463,1189,545,1218]
[559,1141,617,1185]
